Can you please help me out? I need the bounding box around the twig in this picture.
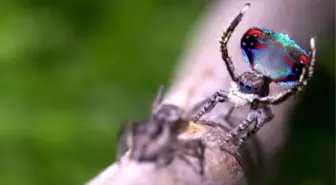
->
[86,0,333,184]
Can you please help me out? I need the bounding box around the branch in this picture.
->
[86,0,334,185]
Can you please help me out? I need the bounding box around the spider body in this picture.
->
[119,103,183,163]
[235,71,270,97]
[192,3,316,146]
[117,85,205,174]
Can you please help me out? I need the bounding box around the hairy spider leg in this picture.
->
[235,105,274,146]
[222,108,258,144]
[192,90,229,122]
[256,37,317,105]
[192,3,250,122]
[219,3,250,82]
[189,97,213,117]
[227,36,316,145]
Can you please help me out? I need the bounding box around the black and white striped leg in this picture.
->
[220,3,250,82]
[237,106,274,145]
[192,90,229,122]
[223,110,258,144]
[189,97,212,117]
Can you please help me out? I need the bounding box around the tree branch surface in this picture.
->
[87,0,334,185]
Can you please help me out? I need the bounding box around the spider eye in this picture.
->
[239,82,244,86]
[245,85,252,90]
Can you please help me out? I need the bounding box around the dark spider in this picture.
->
[117,85,206,175]
[192,3,317,146]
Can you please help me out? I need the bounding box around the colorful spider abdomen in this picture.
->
[240,27,309,85]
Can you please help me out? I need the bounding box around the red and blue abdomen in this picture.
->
[240,27,309,85]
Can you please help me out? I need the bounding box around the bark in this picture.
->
[86,0,334,185]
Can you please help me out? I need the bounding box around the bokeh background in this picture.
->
[0,0,334,185]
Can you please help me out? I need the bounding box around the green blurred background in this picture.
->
[0,0,334,185]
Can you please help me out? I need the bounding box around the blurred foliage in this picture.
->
[0,0,207,185]
[0,0,333,185]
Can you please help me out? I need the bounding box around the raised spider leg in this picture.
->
[220,3,250,82]
[191,89,229,122]
[151,85,165,113]
[236,105,274,146]
[257,37,316,105]
[307,37,317,80]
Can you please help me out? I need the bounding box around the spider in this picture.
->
[117,85,206,175]
[192,3,317,146]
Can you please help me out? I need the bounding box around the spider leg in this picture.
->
[223,106,236,128]
[220,3,250,82]
[151,85,165,113]
[176,152,202,174]
[156,149,174,167]
[116,120,138,162]
[236,106,274,146]
[223,109,258,144]
[177,139,205,175]
[192,90,229,122]
[188,98,234,132]
[189,97,212,117]
[257,37,316,105]
[175,140,205,175]
[307,37,317,80]
[196,106,235,131]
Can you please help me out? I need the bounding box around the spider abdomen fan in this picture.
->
[241,27,309,86]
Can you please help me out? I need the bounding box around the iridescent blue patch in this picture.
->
[240,27,309,86]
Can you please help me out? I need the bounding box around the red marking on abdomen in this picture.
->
[283,56,294,67]
[299,54,308,65]
[255,43,268,49]
[273,41,283,48]
[273,77,288,83]
[247,29,263,36]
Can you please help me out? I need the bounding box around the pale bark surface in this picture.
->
[87,0,334,185]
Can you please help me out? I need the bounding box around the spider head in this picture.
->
[150,85,184,126]
[237,71,271,97]
[152,104,183,126]
[129,119,172,161]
